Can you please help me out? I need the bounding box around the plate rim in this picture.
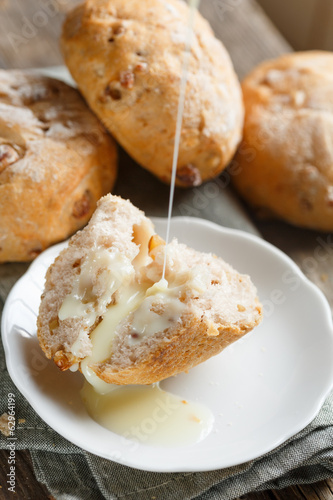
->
[2,216,333,472]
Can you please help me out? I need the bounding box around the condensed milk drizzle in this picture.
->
[81,382,214,447]
[78,0,213,448]
[162,0,201,281]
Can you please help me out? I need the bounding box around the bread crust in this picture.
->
[93,312,261,385]
[0,70,118,262]
[232,51,333,232]
[61,0,243,187]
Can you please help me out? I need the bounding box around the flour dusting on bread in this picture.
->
[0,70,118,262]
[61,0,243,187]
[233,51,333,231]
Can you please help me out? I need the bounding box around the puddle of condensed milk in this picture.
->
[81,382,214,447]
[79,0,213,448]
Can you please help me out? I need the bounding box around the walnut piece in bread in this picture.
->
[61,0,243,187]
[233,51,333,232]
[0,70,118,262]
[37,194,262,386]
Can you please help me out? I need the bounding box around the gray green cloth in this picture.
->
[1,171,333,500]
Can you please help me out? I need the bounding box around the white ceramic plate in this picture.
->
[2,217,333,472]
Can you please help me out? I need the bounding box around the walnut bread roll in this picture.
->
[61,0,244,187]
[37,194,262,386]
[0,70,118,262]
[233,51,333,232]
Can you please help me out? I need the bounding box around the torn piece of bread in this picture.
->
[37,195,262,385]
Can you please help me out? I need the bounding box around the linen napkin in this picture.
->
[1,160,333,500]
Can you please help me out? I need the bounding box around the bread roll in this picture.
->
[233,51,333,231]
[61,0,243,187]
[0,70,118,262]
[37,194,262,386]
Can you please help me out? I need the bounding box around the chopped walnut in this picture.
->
[49,318,59,333]
[148,234,165,254]
[103,85,122,101]
[135,62,148,72]
[176,164,202,187]
[0,144,19,172]
[72,259,81,269]
[54,350,79,371]
[28,245,43,259]
[108,23,125,41]
[73,190,91,219]
[120,71,135,89]
[113,23,125,35]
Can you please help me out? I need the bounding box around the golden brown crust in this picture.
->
[54,350,81,371]
[0,70,118,262]
[93,311,261,385]
[61,0,243,187]
[232,51,333,232]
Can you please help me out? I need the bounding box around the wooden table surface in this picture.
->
[0,1,332,499]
